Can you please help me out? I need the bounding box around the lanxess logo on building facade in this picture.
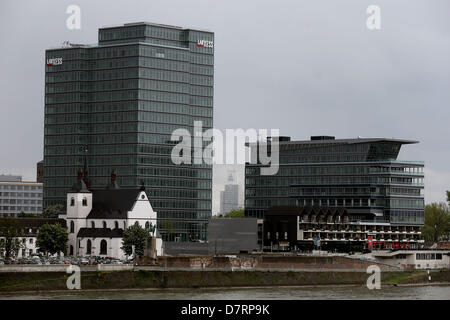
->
[46,58,63,66]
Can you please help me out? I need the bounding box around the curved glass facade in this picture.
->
[245,136,424,225]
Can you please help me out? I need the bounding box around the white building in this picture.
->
[0,218,66,258]
[0,175,43,217]
[372,249,450,269]
[62,171,163,260]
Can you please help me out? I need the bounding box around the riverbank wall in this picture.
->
[1,269,449,293]
[154,255,399,271]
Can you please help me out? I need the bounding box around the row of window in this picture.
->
[47,68,214,87]
[0,192,42,198]
[45,100,213,118]
[46,89,213,107]
[0,185,41,191]
[44,176,212,191]
[0,206,41,212]
[0,199,42,204]
[246,165,424,177]
[245,176,424,187]
[45,165,211,179]
[46,79,213,97]
[44,144,136,156]
[416,253,443,260]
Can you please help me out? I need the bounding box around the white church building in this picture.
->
[61,170,163,260]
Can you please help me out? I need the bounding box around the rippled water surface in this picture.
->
[1,285,449,300]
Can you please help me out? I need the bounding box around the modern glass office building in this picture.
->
[245,136,425,226]
[44,22,214,241]
[0,175,43,217]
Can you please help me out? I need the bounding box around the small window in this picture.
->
[145,221,150,229]
[100,239,107,255]
[87,239,92,255]
[114,221,119,229]
[70,197,75,206]
[102,221,107,228]
[82,197,87,206]
[91,221,95,228]
[70,221,74,233]
[141,194,145,199]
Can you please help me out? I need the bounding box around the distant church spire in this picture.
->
[106,170,120,190]
[71,169,90,193]
[82,148,91,189]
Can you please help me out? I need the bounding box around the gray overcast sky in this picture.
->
[0,0,449,212]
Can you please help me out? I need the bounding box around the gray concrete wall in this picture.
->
[208,218,259,255]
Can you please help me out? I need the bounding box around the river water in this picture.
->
[1,285,449,300]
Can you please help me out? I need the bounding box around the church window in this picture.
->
[100,240,107,255]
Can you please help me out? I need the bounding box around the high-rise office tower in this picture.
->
[220,172,239,214]
[44,22,214,241]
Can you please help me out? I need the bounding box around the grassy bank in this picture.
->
[2,269,449,293]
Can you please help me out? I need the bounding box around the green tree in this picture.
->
[421,202,450,243]
[224,208,245,218]
[121,223,149,258]
[160,219,174,238]
[36,223,68,256]
[0,218,24,260]
[42,204,64,218]
[18,212,42,218]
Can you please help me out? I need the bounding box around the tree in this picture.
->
[36,223,68,256]
[0,218,24,260]
[121,223,149,258]
[160,219,174,239]
[18,212,42,218]
[223,208,245,218]
[42,204,64,218]
[421,202,450,243]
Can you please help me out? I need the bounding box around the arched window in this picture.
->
[100,240,107,255]
[86,239,92,255]
[70,197,75,206]
[134,221,139,227]
[69,245,74,256]
[114,221,119,229]
[91,221,95,228]
[145,221,150,229]
[70,221,74,233]
[82,197,87,206]
[102,221,107,228]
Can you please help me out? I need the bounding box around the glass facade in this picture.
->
[0,182,43,217]
[44,22,214,241]
[245,136,424,225]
